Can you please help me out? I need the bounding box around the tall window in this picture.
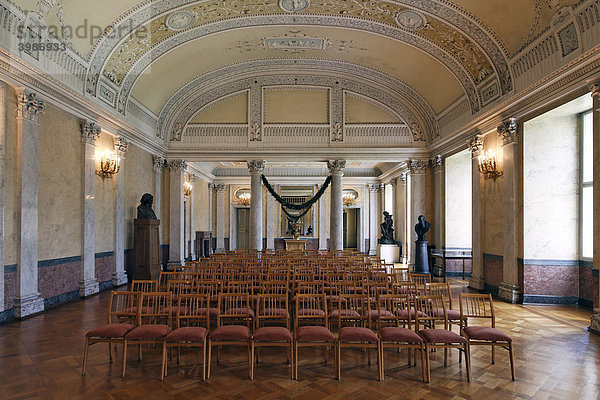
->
[581,110,593,259]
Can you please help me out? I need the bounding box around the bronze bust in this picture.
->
[137,193,157,219]
[414,215,431,241]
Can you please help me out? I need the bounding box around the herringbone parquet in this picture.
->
[1,280,598,400]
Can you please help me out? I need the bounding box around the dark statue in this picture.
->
[137,193,157,219]
[414,215,431,241]
[379,211,396,244]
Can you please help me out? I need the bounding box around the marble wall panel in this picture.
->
[124,144,154,249]
[523,264,578,297]
[95,254,115,284]
[94,132,116,253]
[445,259,472,274]
[425,168,434,240]
[4,270,15,309]
[579,266,594,307]
[4,86,18,265]
[162,171,170,244]
[445,150,472,248]
[482,132,504,255]
[38,261,80,299]
[37,105,82,260]
[194,179,210,231]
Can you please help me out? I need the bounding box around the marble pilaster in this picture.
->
[153,155,164,246]
[168,160,186,267]
[248,160,265,251]
[591,83,600,329]
[207,182,213,234]
[498,119,522,303]
[0,82,5,312]
[408,160,428,265]
[378,183,385,226]
[432,155,444,250]
[368,184,379,255]
[399,173,409,261]
[14,89,44,317]
[214,184,226,251]
[112,136,128,286]
[318,184,328,250]
[328,160,346,251]
[391,179,399,244]
[468,137,485,290]
[266,184,276,249]
[188,175,196,259]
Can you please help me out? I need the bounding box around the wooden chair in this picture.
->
[161,294,210,381]
[208,293,252,379]
[414,295,471,383]
[425,282,465,332]
[408,273,431,295]
[81,291,139,376]
[459,293,515,380]
[131,279,158,292]
[293,293,336,380]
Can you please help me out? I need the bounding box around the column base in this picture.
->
[589,310,600,335]
[498,282,522,304]
[112,271,128,287]
[167,260,183,271]
[79,278,99,297]
[14,293,44,318]
[468,275,486,291]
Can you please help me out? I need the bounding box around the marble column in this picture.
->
[248,160,265,251]
[398,173,408,261]
[207,182,213,234]
[328,160,346,251]
[153,155,164,238]
[408,160,428,265]
[214,184,226,251]
[79,120,100,297]
[266,184,276,249]
[378,183,385,225]
[590,84,600,332]
[368,184,379,255]
[391,179,398,244]
[498,119,522,303]
[318,183,328,250]
[14,90,45,317]
[168,160,186,268]
[0,82,5,312]
[469,137,485,290]
[112,136,129,286]
[189,175,196,259]
[432,155,445,250]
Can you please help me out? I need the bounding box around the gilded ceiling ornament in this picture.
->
[165,11,198,30]
[279,0,310,13]
[395,10,427,30]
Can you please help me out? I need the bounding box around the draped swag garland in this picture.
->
[261,174,332,222]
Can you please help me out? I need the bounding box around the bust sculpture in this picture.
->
[414,215,431,241]
[379,211,396,244]
[137,193,157,219]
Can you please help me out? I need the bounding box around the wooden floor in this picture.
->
[1,280,599,400]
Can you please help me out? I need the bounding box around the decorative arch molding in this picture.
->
[158,59,438,143]
[84,1,514,116]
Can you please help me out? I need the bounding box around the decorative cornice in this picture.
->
[168,159,187,173]
[469,136,484,158]
[17,90,44,123]
[432,155,443,172]
[80,120,101,144]
[153,155,165,171]
[247,160,266,174]
[408,159,429,174]
[497,118,518,145]
[327,160,346,175]
[113,136,129,156]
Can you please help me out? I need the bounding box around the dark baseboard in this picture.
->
[44,290,80,309]
[0,308,15,324]
[484,283,499,295]
[523,294,579,305]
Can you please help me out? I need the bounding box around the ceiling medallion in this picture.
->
[165,11,197,31]
[279,0,310,13]
[395,10,426,30]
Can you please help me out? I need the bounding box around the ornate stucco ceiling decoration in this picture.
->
[78,0,514,116]
[157,59,438,143]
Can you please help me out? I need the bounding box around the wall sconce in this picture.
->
[238,192,251,206]
[183,181,192,197]
[343,191,357,206]
[478,150,503,181]
[96,150,120,180]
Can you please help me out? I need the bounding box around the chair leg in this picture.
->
[420,346,426,382]
[81,339,90,376]
[289,342,294,380]
[202,341,206,381]
[492,343,496,364]
[407,345,412,366]
[138,344,142,362]
[108,342,112,361]
[250,341,254,380]
[379,343,385,381]
[207,339,212,379]
[336,342,341,380]
[377,344,382,381]
[294,342,298,380]
[424,344,431,383]
[509,342,515,381]
[161,342,167,381]
[121,340,128,378]
[444,348,448,366]
[465,344,471,382]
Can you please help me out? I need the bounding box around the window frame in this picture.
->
[579,109,593,260]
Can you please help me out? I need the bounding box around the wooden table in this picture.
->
[430,250,472,282]
[284,239,306,251]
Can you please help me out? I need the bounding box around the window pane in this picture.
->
[582,186,593,258]
[582,112,593,183]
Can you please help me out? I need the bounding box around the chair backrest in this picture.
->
[425,282,453,309]
[295,293,328,330]
[376,294,412,330]
[176,293,210,329]
[158,271,180,291]
[138,292,172,326]
[391,266,410,281]
[408,273,431,294]
[108,291,139,324]
[459,293,495,328]
[336,294,369,330]
[256,293,289,329]
[262,280,289,295]
[217,292,251,328]
[131,279,158,292]
[414,295,448,331]
[168,279,196,299]
[195,280,221,303]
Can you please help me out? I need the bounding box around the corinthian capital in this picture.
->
[247,160,266,174]
[590,81,600,110]
[469,136,484,158]
[432,155,443,172]
[153,155,165,171]
[17,90,44,123]
[113,136,129,156]
[168,159,187,173]
[497,118,518,145]
[327,160,346,175]
[408,159,428,174]
[80,120,101,144]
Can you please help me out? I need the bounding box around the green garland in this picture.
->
[261,174,332,222]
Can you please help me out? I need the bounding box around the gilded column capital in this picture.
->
[432,155,443,172]
[327,160,346,175]
[408,159,428,175]
[80,120,101,145]
[247,160,266,174]
[497,118,518,145]
[168,159,187,173]
[469,136,484,158]
[153,155,165,171]
[113,136,129,157]
[17,90,44,123]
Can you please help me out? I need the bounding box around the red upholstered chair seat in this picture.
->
[418,329,467,344]
[379,327,423,343]
[395,309,427,319]
[463,326,512,342]
[296,326,335,342]
[195,307,219,318]
[367,309,394,319]
[297,308,326,317]
[259,308,290,318]
[329,309,361,318]
[253,327,292,342]
[224,308,255,318]
[431,308,465,321]
[165,327,208,342]
[125,324,170,340]
[338,327,379,343]
[125,306,152,314]
[211,325,250,341]
[162,306,188,316]
[86,323,135,338]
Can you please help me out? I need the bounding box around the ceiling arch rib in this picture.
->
[159,59,438,143]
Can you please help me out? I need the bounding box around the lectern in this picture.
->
[133,219,160,280]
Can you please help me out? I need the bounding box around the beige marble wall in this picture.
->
[123,144,154,249]
[194,178,210,231]
[482,131,504,255]
[161,169,170,245]
[37,105,82,260]
[445,149,472,249]
[523,114,578,260]
[425,168,434,243]
[94,132,116,253]
[3,86,18,265]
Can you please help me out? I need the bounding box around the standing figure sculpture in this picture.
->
[414,215,431,241]
[379,211,396,244]
[137,193,157,219]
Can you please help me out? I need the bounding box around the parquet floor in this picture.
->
[1,280,599,400]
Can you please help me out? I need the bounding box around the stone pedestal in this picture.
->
[414,240,430,273]
[498,282,522,304]
[377,244,400,267]
[134,219,161,280]
[285,239,306,251]
[468,274,486,291]
[13,293,44,318]
[589,311,600,335]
